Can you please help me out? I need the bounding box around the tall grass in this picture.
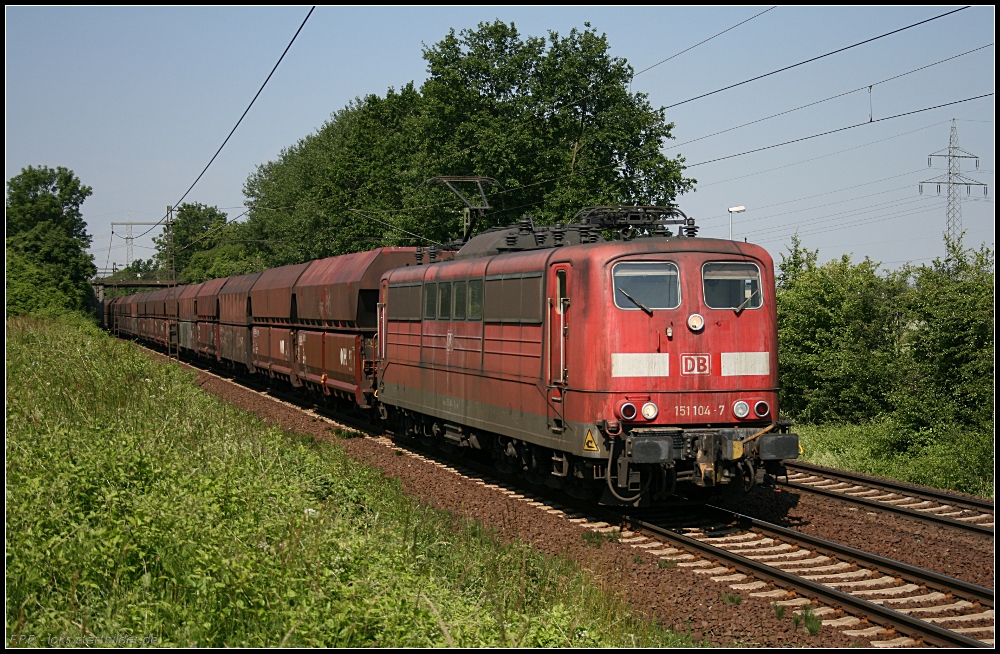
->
[797,419,994,499]
[6,315,691,647]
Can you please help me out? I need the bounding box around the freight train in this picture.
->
[105,206,799,506]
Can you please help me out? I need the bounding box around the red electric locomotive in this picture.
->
[377,207,798,504]
[107,206,799,506]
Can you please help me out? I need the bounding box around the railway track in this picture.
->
[141,344,994,647]
[782,461,994,535]
[610,508,994,648]
[384,447,996,648]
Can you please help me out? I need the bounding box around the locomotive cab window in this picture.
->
[612,262,680,310]
[702,262,762,310]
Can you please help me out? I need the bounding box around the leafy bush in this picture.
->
[797,419,993,498]
[893,240,994,433]
[777,235,994,496]
[5,248,82,318]
[776,236,908,423]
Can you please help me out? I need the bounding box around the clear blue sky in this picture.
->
[6,6,994,272]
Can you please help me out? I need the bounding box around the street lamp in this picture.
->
[728,206,746,241]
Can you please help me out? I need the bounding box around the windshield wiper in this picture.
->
[734,288,761,315]
[617,287,653,316]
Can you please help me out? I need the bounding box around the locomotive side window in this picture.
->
[520,274,543,322]
[388,284,422,320]
[453,281,467,320]
[483,279,502,321]
[702,262,762,310]
[468,279,484,320]
[483,274,544,323]
[612,262,681,310]
[423,283,437,320]
[438,281,452,320]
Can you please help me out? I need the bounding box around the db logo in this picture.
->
[681,354,711,375]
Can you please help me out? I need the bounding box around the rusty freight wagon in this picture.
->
[107,206,798,506]
[111,247,423,410]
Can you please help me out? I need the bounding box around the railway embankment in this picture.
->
[6,315,691,647]
[133,342,939,647]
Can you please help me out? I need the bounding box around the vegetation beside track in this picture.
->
[6,314,692,647]
[778,237,994,498]
[796,420,994,499]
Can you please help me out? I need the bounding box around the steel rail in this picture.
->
[617,509,992,648]
[786,461,995,512]
[783,461,993,535]
[710,507,995,605]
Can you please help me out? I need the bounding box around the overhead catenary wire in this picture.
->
[669,43,993,151]
[117,13,989,266]
[632,7,777,78]
[739,195,939,238]
[478,99,982,211]
[746,204,946,249]
[746,198,946,239]
[686,93,994,168]
[347,208,445,246]
[698,120,951,187]
[103,232,113,273]
[482,95,988,223]
[136,6,315,241]
[697,169,928,223]
[703,183,919,227]
[408,8,977,213]
[664,6,971,110]
[159,16,986,254]
[481,120,955,213]
[750,201,945,244]
[147,103,979,259]
[177,209,251,252]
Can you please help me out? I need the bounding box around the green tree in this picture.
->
[5,248,78,317]
[5,165,96,314]
[152,202,228,279]
[776,233,818,288]
[894,236,994,431]
[239,21,694,268]
[183,239,264,283]
[776,242,908,423]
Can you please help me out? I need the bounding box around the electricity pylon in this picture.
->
[919,119,988,241]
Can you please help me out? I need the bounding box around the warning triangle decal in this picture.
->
[584,429,599,452]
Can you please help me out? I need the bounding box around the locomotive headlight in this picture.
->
[687,313,705,332]
[754,401,770,417]
[641,402,658,420]
[620,402,638,421]
[733,400,751,419]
